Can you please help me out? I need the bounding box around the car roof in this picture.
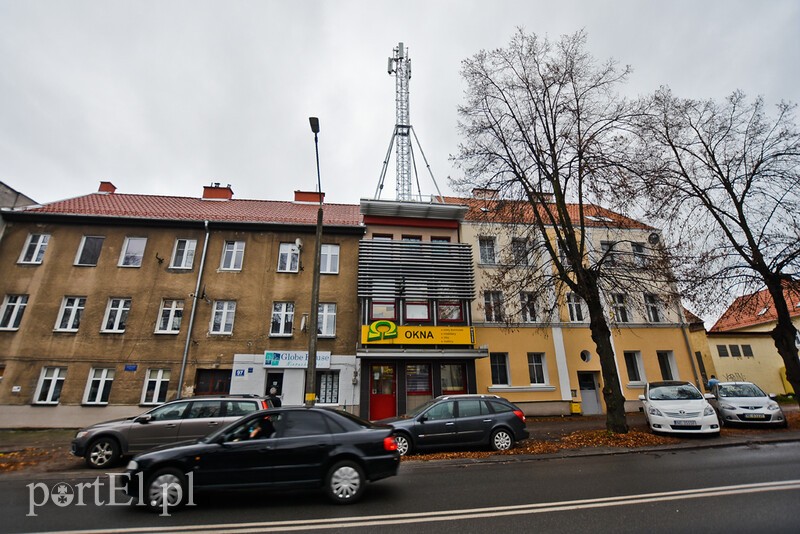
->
[716,381,755,386]
[647,381,692,388]
[434,394,503,401]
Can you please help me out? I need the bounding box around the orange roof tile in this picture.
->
[709,283,800,332]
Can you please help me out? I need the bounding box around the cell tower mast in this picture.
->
[375,42,444,203]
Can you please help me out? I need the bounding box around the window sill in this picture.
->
[82,402,109,407]
[31,402,59,406]
[53,329,79,333]
[154,331,181,335]
[100,330,126,334]
[488,385,556,392]
[209,332,234,336]
[269,334,293,338]
[0,327,20,332]
[276,270,300,274]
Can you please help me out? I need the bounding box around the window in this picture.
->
[405,302,429,321]
[320,244,340,274]
[75,236,104,266]
[277,242,299,272]
[270,302,294,336]
[402,235,422,242]
[426,401,455,421]
[35,367,66,404]
[716,344,729,357]
[119,237,147,267]
[156,299,184,333]
[441,364,466,393]
[211,300,236,334]
[431,236,451,243]
[438,301,463,322]
[729,345,742,357]
[645,294,662,322]
[527,352,548,384]
[600,241,617,266]
[372,234,392,240]
[19,233,49,264]
[624,351,645,383]
[221,240,245,270]
[489,353,509,385]
[83,368,115,404]
[458,399,489,417]
[512,238,529,265]
[282,411,328,437]
[406,364,432,395]
[567,293,585,322]
[371,301,396,320]
[742,344,754,357]
[142,369,171,404]
[478,236,497,264]
[318,303,336,337]
[316,371,340,404]
[102,298,130,332]
[149,400,188,420]
[55,296,86,331]
[520,292,536,322]
[657,351,677,380]
[631,242,647,267]
[611,293,629,323]
[484,291,504,322]
[171,239,196,269]
[0,295,28,330]
[188,399,221,418]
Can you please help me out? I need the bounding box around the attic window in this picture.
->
[757,306,769,316]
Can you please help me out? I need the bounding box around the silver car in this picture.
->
[710,381,787,427]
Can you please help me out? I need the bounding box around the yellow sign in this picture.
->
[362,322,474,345]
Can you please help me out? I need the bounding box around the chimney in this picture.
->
[202,183,234,200]
[294,190,325,204]
[98,181,117,194]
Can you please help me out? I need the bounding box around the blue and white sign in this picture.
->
[234,369,246,377]
[264,351,331,369]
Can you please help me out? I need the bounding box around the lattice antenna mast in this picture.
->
[389,42,411,201]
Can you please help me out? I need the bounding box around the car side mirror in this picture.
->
[135,414,152,424]
[418,415,428,423]
[768,393,777,399]
[637,394,645,401]
[704,393,715,400]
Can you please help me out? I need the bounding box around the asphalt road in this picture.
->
[4,441,799,533]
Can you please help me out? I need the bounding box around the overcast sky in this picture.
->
[1,0,798,207]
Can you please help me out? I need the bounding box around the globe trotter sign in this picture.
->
[362,321,474,345]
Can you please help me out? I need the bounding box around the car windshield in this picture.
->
[718,383,766,398]
[649,384,702,401]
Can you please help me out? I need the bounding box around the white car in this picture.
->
[639,381,720,436]
[710,381,787,428]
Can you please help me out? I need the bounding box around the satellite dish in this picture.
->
[295,238,303,250]
[648,233,660,245]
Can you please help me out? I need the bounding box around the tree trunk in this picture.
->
[764,278,800,408]
[583,280,629,433]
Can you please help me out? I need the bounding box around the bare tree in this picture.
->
[452,29,660,433]
[631,88,800,404]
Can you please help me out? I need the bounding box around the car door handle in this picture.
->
[165,423,177,428]
[482,419,492,423]
[445,422,455,426]
[208,421,220,426]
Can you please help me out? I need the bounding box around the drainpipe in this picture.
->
[177,220,211,399]
[676,301,702,388]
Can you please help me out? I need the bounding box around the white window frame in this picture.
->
[645,293,662,322]
[74,236,104,266]
[478,236,497,264]
[611,293,629,323]
[34,366,67,404]
[83,367,115,404]
[118,237,147,267]
[220,240,245,271]
[210,300,236,334]
[600,241,617,266]
[567,293,585,322]
[489,352,510,385]
[270,301,294,336]
[18,233,50,264]
[520,292,536,323]
[527,352,549,384]
[624,351,646,385]
[141,368,171,405]
[277,243,300,273]
[405,301,430,321]
[0,294,28,330]
[484,291,504,322]
[102,298,131,332]
[156,299,184,334]
[55,296,86,332]
[318,303,337,337]
[320,244,340,274]
[170,239,196,269]
[631,242,647,267]
[657,350,679,381]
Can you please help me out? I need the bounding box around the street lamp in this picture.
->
[305,117,323,406]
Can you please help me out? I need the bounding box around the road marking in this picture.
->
[43,479,800,533]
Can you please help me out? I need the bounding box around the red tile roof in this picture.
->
[709,283,800,332]
[23,193,362,227]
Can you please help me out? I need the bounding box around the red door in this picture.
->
[369,364,396,420]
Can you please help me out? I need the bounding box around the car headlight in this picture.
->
[767,403,781,411]
[719,403,735,410]
[126,460,138,470]
[648,406,663,417]
[75,431,89,439]
[704,405,716,416]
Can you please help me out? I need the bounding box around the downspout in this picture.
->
[676,302,702,388]
[177,220,211,399]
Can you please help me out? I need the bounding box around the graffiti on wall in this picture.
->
[723,372,748,382]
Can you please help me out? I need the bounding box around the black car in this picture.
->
[376,394,529,456]
[72,395,275,468]
[123,406,400,511]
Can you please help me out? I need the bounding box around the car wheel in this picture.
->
[394,433,413,456]
[325,460,365,504]
[146,468,187,512]
[85,437,121,469]
[490,428,514,451]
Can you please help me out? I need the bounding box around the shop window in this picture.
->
[371,301,396,321]
[441,363,467,393]
[438,301,463,322]
[405,302,429,321]
[316,371,340,404]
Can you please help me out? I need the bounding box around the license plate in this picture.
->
[673,420,697,426]
[743,414,766,420]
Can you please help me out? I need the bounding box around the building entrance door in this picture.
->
[369,364,396,420]
[577,372,602,414]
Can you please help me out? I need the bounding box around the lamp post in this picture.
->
[305,117,323,407]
